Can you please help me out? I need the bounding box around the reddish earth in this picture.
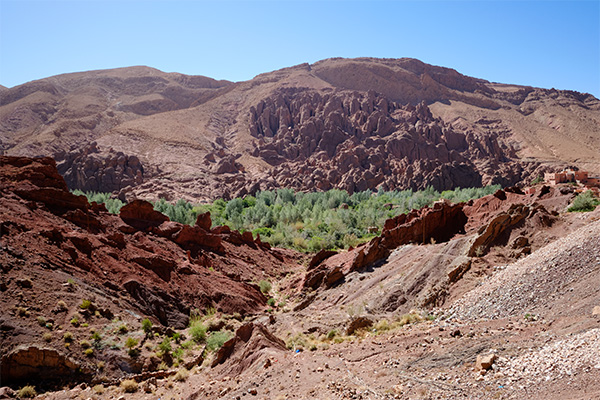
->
[1,58,599,201]
[1,156,600,400]
[0,156,305,389]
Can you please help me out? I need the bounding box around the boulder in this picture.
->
[119,199,169,231]
[211,323,287,376]
[308,249,338,270]
[346,316,373,335]
[173,225,224,253]
[195,212,212,231]
[476,354,497,370]
[0,345,82,385]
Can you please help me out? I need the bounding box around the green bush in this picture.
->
[189,320,207,343]
[17,385,37,398]
[125,337,139,350]
[568,191,600,212]
[259,280,272,294]
[206,330,232,352]
[158,337,172,355]
[141,318,153,335]
[80,299,92,309]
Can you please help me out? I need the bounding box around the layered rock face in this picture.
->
[56,142,144,193]
[247,89,524,193]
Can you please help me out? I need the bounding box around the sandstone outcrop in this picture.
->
[212,323,287,376]
[57,143,144,193]
[0,346,82,385]
[119,199,169,230]
[351,200,467,271]
[468,203,555,257]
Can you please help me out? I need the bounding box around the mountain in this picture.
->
[1,58,599,201]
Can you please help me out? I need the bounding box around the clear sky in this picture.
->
[1,0,599,97]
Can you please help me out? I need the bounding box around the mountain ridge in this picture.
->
[1,57,599,201]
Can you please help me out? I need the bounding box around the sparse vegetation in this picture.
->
[142,318,153,335]
[70,313,81,327]
[206,330,232,352]
[568,190,600,212]
[189,318,207,343]
[56,300,67,311]
[80,299,92,309]
[158,337,172,357]
[259,280,272,294]
[125,336,139,356]
[17,385,37,398]
[120,379,138,393]
[16,307,29,317]
[173,367,189,382]
[91,330,102,343]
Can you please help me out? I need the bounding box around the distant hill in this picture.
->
[1,58,599,201]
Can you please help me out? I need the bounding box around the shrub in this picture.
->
[63,332,73,342]
[117,324,128,334]
[326,329,338,340]
[17,385,36,398]
[142,318,153,335]
[173,368,189,382]
[568,191,600,212]
[206,330,232,352]
[267,298,276,307]
[70,314,80,327]
[120,379,138,393]
[398,313,422,326]
[258,280,272,294]
[80,340,91,349]
[180,340,194,350]
[80,299,92,309]
[189,320,207,343]
[125,337,139,351]
[158,337,172,356]
[36,316,47,326]
[173,347,184,361]
[91,331,102,342]
[83,348,94,357]
[42,332,53,342]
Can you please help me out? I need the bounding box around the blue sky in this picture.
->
[1,1,599,97]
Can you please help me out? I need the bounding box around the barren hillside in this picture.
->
[1,58,598,201]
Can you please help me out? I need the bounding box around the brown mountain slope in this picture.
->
[1,58,599,201]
